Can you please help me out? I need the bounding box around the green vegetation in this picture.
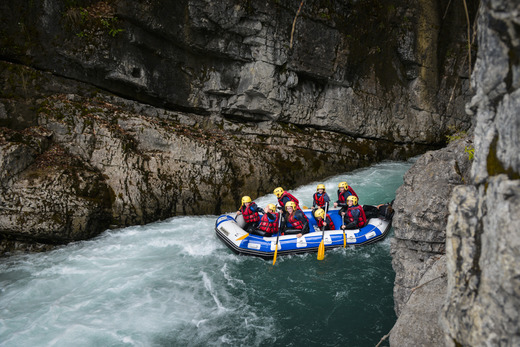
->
[100,17,124,37]
[464,145,475,161]
[64,2,124,39]
[446,126,468,143]
[319,12,331,20]
[446,126,475,162]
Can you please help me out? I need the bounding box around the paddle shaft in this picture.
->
[322,202,329,232]
[317,202,329,260]
[342,213,347,247]
[272,210,283,265]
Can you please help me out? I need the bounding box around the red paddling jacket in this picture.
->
[278,191,300,210]
[313,192,330,209]
[257,212,279,234]
[346,205,367,228]
[240,202,261,223]
[317,215,335,230]
[286,210,310,234]
[336,187,359,207]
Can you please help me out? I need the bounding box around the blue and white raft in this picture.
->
[215,207,392,259]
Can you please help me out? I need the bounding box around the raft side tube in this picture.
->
[214,207,393,260]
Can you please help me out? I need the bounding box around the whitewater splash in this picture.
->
[0,160,413,347]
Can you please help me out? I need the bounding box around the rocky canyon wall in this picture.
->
[1,0,475,142]
[390,1,520,345]
[0,0,477,252]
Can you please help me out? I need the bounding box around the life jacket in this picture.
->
[240,203,260,223]
[347,186,359,200]
[287,211,307,230]
[337,187,359,203]
[346,205,367,228]
[317,215,335,230]
[258,213,279,234]
[313,192,326,208]
[278,191,300,209]
[337,189,348,204]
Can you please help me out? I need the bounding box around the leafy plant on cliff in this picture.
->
[446,126,474,161]
[100,17,124,37]
[464,145,475,161]
[64,1,124,39]
[446,125,467,143]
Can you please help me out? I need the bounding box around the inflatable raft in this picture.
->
[215,207,392,259]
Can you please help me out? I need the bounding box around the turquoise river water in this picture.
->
[0,159,414,347]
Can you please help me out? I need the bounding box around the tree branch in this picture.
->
[289,0,305,50]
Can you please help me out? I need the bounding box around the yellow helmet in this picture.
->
[267,203,277,212]
[316,184,326,191]
[338,181,349,189]
[286,201,297,209]
[314,208,325,219]
[273,187,284,198]
[347,195,358,205]
[241,196,252,205]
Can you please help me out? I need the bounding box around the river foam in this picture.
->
[0,159,413,347]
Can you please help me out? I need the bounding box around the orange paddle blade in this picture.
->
[317,240,325,260]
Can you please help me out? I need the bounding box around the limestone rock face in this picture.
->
[440,1,520,345]
[443,177,520,346]
[0,0,478,252]
[391,138,471,316]
[390,0,520,345]
[0,128,113,248]
[0,0,475,144]
[389,255,447,347]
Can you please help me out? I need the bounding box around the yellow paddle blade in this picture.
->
[273,245,278,265]
[236,233,249,241]
[317,240,325,260]
[343,232,346,248]
[302,205,309,209]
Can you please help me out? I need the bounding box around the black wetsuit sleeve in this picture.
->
[266,212,276,221]
[250,203,262,213]
[324,194,330,204]
[297,210,309,235]
[342,221,358,230]
[341,209,359,230]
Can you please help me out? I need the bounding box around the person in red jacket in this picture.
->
[312,184,330,211]
[284,201,309,238]
[253,204,280,237]
[333,181,359,209]
[273,187,300,212]
[314,208,335,231]
[340,195,367,230]
[236,196,262,232]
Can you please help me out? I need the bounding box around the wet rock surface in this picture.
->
[391,138,472,316]
[390,0,520,345]
[441,0,520,344]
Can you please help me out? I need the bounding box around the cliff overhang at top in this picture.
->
[0,0,477,144]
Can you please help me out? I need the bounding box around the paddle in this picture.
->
[317,202,329,260]
[272,210,283,265]
[342,214,346,248]
[236,233,249,241]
